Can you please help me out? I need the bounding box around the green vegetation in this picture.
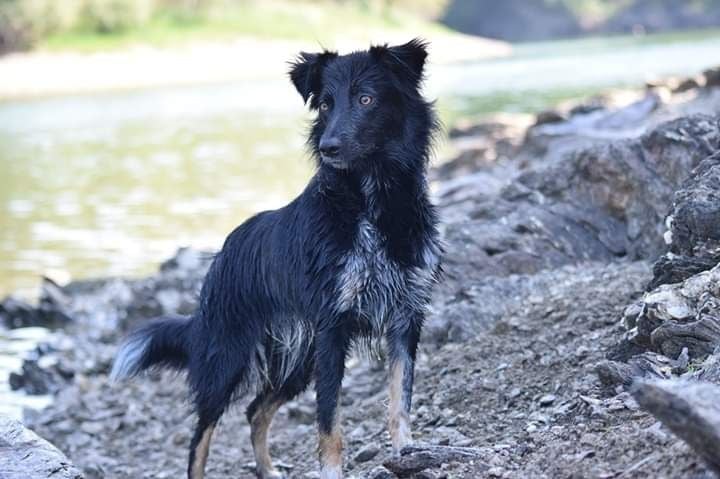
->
[553,0,719,24]
[0,0,451,53]
[554,0,629,23]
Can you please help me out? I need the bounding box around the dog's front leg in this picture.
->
[315,325,350,479]
[386,311,423,453]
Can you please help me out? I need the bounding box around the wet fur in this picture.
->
[111,38,441,478]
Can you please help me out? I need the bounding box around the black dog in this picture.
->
[111,38,441,479]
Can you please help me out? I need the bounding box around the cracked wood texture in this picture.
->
[632,379,720,474]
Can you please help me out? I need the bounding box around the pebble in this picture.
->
[354,444,380,463]
[488,466,505,477]
[80,421,104,435]
[369,466,394,479]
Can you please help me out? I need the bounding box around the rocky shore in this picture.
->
[3,67,720,478]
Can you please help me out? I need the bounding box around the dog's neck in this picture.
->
[318,158,427,209]
[313,148,436,266]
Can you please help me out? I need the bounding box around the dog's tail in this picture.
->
[110,315,192,382]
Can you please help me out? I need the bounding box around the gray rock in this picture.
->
[438,114,720,296]
[369,466,395,479]
[383,445,488,477]
[704,67,720,88]
[0,415,82,479]
[354,443,381,463]
[649,151,720,289]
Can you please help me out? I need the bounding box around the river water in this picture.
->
[1,30,719,417]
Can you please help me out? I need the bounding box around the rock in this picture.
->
[538,394,556,407]
[632,379,720,474]
[534,109,565,126]
[369,466,395,479]
[439,114,720,291]
[159,246,207,274]
[617,154,720,365]
[0,295,71,329]
[694,348,720,384]
[383,445,488,477]
[649,152,720,289]
[436,115,529,182]
[0,296,40,328]
[671,77,702,93]
[0,277,75,329]
[354,444,381,463]
[9,356,71,395]
[704,67,720,88]
[0,415,82,479]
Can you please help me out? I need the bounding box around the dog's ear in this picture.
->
[371,38,428,88]
[288,51,337,105]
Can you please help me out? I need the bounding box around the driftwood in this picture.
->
[595,349,683,389]
[383,445,487,477]
[623,264,720,361]
[651,314,720,358]
[632,379,720,474]
[0,416,82,479]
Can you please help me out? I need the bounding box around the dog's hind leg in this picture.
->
[188,414,217,479]
[247,392,284,479]
[386,310,423,453]
[247,354,314,479]
[187,354,244,478]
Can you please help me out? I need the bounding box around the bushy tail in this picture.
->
[110,315,192,382]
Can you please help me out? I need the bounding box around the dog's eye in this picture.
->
[319,102,330,112]
[359,95,373,106]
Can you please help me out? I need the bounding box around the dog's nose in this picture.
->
[319,137,341,157]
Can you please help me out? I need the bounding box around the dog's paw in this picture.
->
[392,440,415,457]
[257,469,285,479]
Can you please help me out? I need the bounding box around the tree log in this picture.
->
[383,445,487,477]
[632,379,720,474]
[651,314,720,358]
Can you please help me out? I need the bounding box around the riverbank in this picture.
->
[0,32,508,100]
[442,0,720,41]
[4,67,720,477]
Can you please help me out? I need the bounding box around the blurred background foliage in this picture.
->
[0,0,450,53]
[2,0,720,54]
[443,0,720,42]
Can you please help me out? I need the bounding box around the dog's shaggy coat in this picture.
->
[112,38,441,479]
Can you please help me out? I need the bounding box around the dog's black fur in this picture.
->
[112,39,441,479]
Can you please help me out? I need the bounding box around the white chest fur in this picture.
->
[335,217,439,333]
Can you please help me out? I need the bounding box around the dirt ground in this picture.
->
[23,261,712,478]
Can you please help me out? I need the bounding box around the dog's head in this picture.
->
[289,39,432,171]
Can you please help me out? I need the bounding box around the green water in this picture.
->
[1,30,720,298]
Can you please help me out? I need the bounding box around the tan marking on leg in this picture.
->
[388,361,412,453]
[250,399,283,479]
[190,424,215,479]
[318,417,343,479]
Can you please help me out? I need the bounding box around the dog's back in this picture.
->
[112,39,441,479]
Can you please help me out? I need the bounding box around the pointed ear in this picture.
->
[371,38,429,87]
[288,51,337,105]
